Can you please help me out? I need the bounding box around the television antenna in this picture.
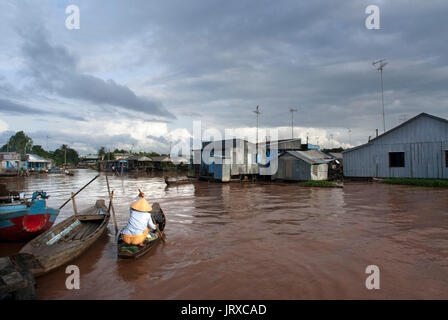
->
[253,105,261,147]
[289,108,297,140]
[372,58,388,133]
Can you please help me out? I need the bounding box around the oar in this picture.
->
[59,174,99,210]
[151,215,166,243]
[139,188,166,243]
[106,175,119,234]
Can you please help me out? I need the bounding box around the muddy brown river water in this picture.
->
[1,169,447,299]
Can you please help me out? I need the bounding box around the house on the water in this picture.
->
[343,112,448,179]
[0,152,22,174]
[271,150,333,181]
[196,139,258,182]
[26,154,53,171]
[126,156,153,171]
[79,154,103,168]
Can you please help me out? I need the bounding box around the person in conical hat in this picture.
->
[121,190,158,246]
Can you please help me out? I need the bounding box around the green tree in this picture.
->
[52,145,79,166]
[0,131,33,153]
[98,146,106,157]
[30,145,52,159]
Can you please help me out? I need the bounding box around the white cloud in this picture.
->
[0,119,8,132]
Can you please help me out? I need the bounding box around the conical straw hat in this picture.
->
[131,197,152,212]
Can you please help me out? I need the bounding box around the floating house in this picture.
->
[79,154,103,168]
[113,153,133,160]
[271,150,333,181]
[0,152,22,173]
[126,156,153,171]
[257,138,302,162]
[197,139,258,182]
[151,156,172,170]
[26,154,53,171]
[343,113,448,179]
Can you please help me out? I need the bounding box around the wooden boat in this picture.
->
[117,203,166,259]
[64,169,74,176]
[19,200,109,277]
[164,176,196,185]
[0,185,60,242]
[48,167,61,173]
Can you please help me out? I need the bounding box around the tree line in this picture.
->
[0,131,168,166]
[97,147,165,160]
[0,131,79,166]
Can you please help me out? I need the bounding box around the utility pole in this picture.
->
[253,105,261,157]
[372,59,388,133]
[289,108,297,140]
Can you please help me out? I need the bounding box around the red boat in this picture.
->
[0,185,60,242]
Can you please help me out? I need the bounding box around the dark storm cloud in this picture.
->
[2,0,448,148]
[0,98,85,121]
[75,0,448,131]
[19,27,175,120]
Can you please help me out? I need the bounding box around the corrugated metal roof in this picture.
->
[27,154,51,163]
[343,112,448,154]
[152,156,171,162]
[127,156,152,161]
[328,152,343,160]
[284,150,333,165]
[202,139,255,150]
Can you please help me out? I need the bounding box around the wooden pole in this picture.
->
[71,192,78,215]
[59,174,99,210]
[106,176,119,234]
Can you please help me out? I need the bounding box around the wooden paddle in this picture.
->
[59,174,99,210]
[139,188,166,243]
[153,216,166,243]
[106,176,119,234]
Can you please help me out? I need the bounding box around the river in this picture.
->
[1,169,447,299]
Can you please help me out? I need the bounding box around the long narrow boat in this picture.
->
[19,200,109,277]
[0,185,60,242]
[117,203,166,259]
[164,176,196,186]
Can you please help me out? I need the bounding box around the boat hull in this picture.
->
[117,204,166,259]
[0,203,59,242]
[20,200,110,277]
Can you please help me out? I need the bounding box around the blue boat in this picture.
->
[0,189,60,242]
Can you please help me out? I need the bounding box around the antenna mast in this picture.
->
[372,58,388,133]
[253,105,261,158]
[289,108,297,140]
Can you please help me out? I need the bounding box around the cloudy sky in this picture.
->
[0,0,447,155]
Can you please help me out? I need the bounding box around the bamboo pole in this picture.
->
[106,176,119,234]
[59,174,99,210]
[71,192,78,215]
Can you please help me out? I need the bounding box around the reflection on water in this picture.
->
[1,169,447,299]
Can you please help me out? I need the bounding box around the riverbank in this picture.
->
[380,178,448,188]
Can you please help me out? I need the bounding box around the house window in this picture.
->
[389,152,405,168]
[445,150,448,168]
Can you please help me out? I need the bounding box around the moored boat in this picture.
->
[0,185,60,242]
[19,200,109,277]
[164,176,196,185]
[64,169,74,176]
[117,202,166,259]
